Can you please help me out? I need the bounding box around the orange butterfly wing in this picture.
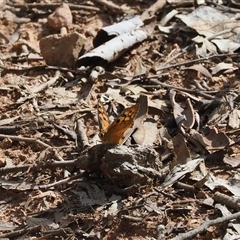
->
[98,101,140,144]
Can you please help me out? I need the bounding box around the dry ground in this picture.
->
[0,0,240,239]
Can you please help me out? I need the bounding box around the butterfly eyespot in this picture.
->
[98,132,104,138]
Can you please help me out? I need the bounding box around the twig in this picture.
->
[31,70,60,94]
[95,0,124,13]
[0,64,76,73]
[122,215,142,222]
[141,0,167,21]
[206,0,240,13]
[7,3,100,12]
[0,225,41,238]
[213,191,240,212]
[38,173,84,190]
[158,25,238,70]
[53,123,77,141]
[171,211,240,240]
[0,134,51,148]
[0,159,78,175]
[77,119,90,148]
[142,79,216,99]
[175,182,195,192]
[0,125,21,134]
[156,50,238,72]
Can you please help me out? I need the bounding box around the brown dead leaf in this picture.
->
[211,62,236,75]
[169,90,195,133]
[191,127,230,151]
[172,133,191,167]
[162,158,204,188]
[134,55,148,77]
[183,64,212,80]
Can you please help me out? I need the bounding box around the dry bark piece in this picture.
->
[76,28,148,67]
[53,123,77,141]
[93,15,143,47]
[47,3,73,30]
[39,33,85,68]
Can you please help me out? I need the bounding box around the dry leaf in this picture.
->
[223,154,240,167]
[211,62,236,75]
[228,109,240,129]
[172,133,191,166]
[191,127,230,151]
[183,64,212,79]
[162,157,204,188]
[169,90,195,133]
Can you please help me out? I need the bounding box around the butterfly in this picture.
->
[97,100,140,144]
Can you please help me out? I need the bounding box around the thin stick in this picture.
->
[38,173,84,190]
[7,3,100,11]
[0,159,78,175]
[142,79,216,99]
[171,211,240,240]
[77,119,90,148]
[0,134,51,148]
[156,50,238,72]
[0,225,41,238]
[95,0,124,13]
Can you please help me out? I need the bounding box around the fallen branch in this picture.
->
[31,70,60,94]
[0,134,51,148]
[142,78,216,99]
[214,191,240,211]
[0,225,41,239]
[7,3,100,11]
[171,211,240,240]
[95,0,124,13]
[0,159,78,175]
[156,51,238,72]
[38,173,84,190]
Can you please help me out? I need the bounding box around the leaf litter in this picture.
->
[1,0,240,239]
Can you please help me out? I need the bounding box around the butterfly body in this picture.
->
[98,101,140,144]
